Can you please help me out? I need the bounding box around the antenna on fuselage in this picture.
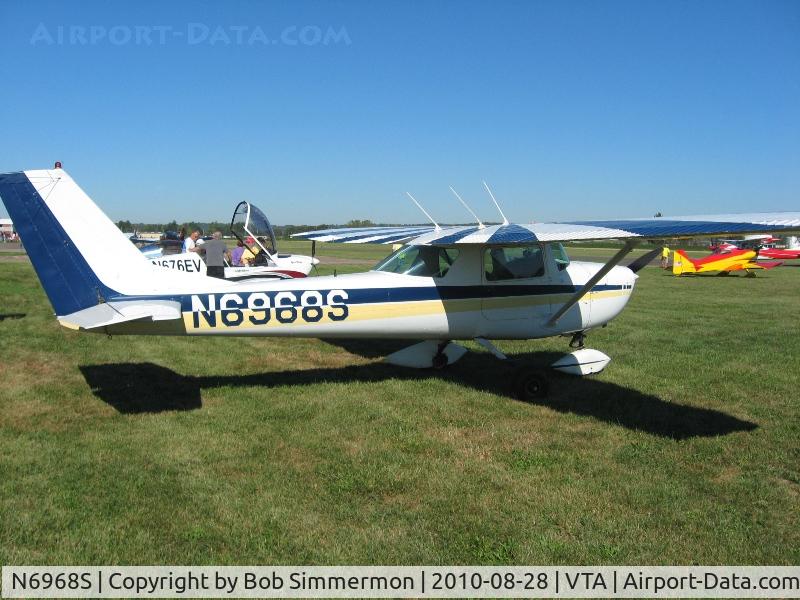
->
[406,192,441,231]
[449,186,485,229]
[482,181,509,225]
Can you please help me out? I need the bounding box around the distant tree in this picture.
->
[206,221,229,234]
[165,220,179,232]
[346,219,375,228]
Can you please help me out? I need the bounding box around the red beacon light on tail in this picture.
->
[54,161,62,169]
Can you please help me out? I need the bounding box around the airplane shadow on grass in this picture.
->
[79,344,757,440]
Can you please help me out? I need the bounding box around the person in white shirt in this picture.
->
[183,230,201,253]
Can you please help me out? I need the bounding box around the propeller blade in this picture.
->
[627,246,663,273]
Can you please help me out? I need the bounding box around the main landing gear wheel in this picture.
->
[432,352,449,370]
[431,341,451,370]
[514,367,549,402]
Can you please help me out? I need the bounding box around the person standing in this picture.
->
[183,230,201,253]
[197,231,230,279]
[661,245,670,269]
[231,240,245,266]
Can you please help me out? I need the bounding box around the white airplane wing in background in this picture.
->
[292,213,800,246]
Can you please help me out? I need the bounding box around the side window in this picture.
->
[373,245,459,278]
[438,248,460,278]
[484,245,545,281]
[551,242,570,271]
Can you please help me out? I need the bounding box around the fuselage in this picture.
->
[97,243,638,341]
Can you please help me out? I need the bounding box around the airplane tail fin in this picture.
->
[0,168,204,318]
[671,250,696,275]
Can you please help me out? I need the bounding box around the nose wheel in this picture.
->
[569,331,586,349]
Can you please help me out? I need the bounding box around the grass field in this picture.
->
[0,245,798,566]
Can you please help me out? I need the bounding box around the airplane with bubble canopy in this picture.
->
[1,166,798,399]
[134,200,318,281]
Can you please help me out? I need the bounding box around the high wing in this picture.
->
[291,225,437,244]
[293,213,800,246]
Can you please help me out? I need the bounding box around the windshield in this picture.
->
[230,201,277,256]
[373,245,459,278]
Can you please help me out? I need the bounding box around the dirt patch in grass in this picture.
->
[774,477,800,498]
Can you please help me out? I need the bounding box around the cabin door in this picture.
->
[480,245,554,322]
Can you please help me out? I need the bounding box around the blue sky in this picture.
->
[1,0,798,224]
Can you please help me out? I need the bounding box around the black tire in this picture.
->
[514,368,549,401]
[432,353,449,370]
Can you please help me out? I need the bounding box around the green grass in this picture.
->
[0,248,798,565]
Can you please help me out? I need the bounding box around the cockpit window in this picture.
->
[373,245,460,278]
[484,245,545,281]
[551,242,570,271]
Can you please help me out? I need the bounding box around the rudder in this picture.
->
[0,168,153,316]
[672,250,696,275]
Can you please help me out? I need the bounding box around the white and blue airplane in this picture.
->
[140,200,319,281]
[1,166,798,399]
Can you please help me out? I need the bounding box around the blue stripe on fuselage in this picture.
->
[179,284,622,311]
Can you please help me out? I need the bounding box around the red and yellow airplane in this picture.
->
[672,248,782,276]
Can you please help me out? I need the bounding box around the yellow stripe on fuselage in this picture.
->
[182,289,632,332]
[695,251,759,272]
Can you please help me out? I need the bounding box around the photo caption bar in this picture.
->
[2,566,799,598]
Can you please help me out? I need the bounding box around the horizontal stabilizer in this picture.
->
[58,301,182,331]
[753,260,782,270]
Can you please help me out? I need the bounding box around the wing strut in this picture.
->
[547,241,636,326]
